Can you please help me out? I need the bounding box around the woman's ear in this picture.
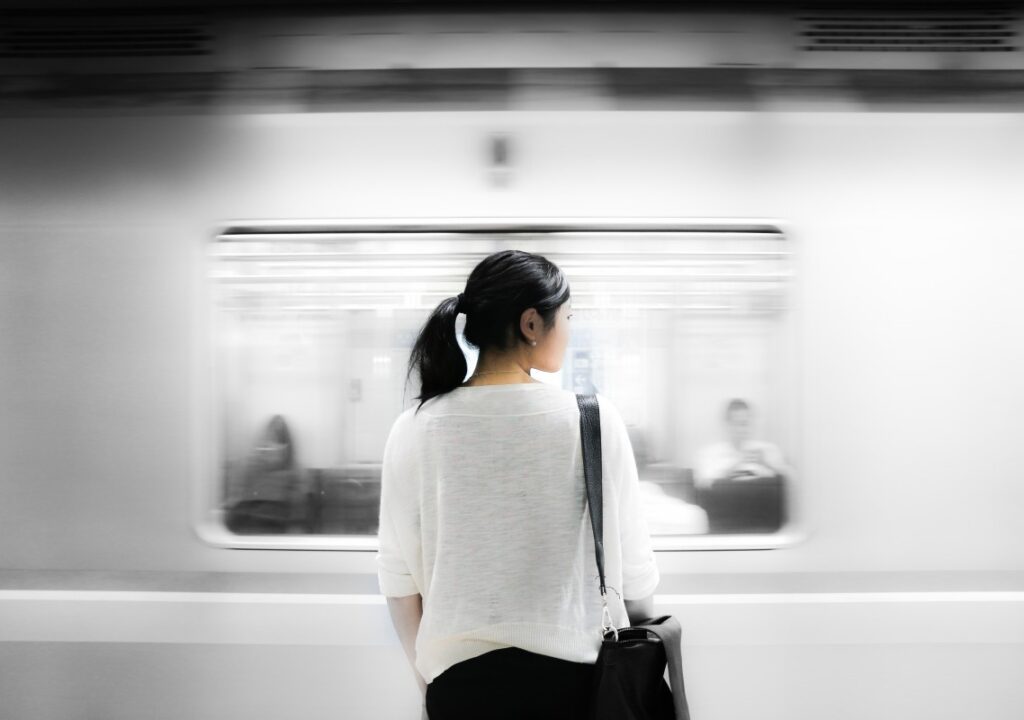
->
[520,307,538,342]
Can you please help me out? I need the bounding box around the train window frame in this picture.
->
[195,218,806,552]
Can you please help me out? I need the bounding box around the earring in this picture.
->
[531,341,537,346]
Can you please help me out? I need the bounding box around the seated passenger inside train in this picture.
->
[225,415,310,534]
[694,399,790,533]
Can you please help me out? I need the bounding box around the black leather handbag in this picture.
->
[576,393,692,720]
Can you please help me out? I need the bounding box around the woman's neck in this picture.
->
[463,352,537,386]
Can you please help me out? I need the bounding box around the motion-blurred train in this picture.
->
[2,3,1023,719]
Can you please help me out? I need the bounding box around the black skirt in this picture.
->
[425,646,595,720]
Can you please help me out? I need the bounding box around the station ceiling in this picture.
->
[0,1,1019,12]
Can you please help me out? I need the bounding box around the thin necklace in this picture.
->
[470,369,529,377]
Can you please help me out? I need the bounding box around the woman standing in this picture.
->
[377,250,661,719]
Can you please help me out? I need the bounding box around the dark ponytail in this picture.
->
[407,249,570,411]
[406,295,468,411]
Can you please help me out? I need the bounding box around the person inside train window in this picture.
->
[225,415,307,534]
[694,399,790,534]
[377,250,660,720]
[694,399,788,488]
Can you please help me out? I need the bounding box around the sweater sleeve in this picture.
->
[375,409,421,598]
[597,394,661,601]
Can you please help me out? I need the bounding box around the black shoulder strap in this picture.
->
[576,393,606,596]
[578,395,692,720]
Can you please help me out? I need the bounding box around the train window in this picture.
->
[203,221,799,550]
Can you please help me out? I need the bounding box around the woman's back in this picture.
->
[380,248,660,718]
[376,382,661,686]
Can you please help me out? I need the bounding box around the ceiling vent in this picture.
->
[800,11,1018,53]
[0,14,212,59]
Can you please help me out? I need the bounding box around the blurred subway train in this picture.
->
[2,2,1024,719]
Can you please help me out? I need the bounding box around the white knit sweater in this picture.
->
[375,382,661,684]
